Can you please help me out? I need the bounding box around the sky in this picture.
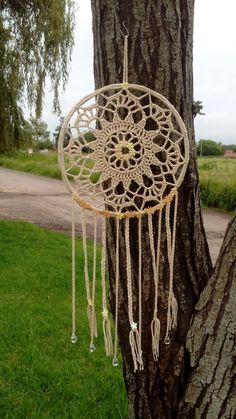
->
[42,0,236,145]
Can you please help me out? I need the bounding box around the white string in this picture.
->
[138,217,142,351]
[113,218,120,366]
[165,202,172,341]
[123,35,128,84]
[165,192,179,342]
[155,209,163,313]
[101,218,107,315]
[81,209,97,348]
[125,218,133,326]
[170,193,178,329]
[71,197,76,343]
[90,214,98,349]
[101,218,113,356]
[148,214,157,313]
[81,209,91,304]
[125,218,143,371]
[148,214,161,360]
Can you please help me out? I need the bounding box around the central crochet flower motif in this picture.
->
[93,121,155,185]
[115,140,135,161]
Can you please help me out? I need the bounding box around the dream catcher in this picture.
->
[58,29,189,372]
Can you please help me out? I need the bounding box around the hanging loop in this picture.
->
[120,21,129,38]
[120,21,129,86]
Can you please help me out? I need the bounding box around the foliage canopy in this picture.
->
[0,0,75,153]
[197,139,224,156]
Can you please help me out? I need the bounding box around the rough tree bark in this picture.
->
[91,1,215,417]
[179,213,236,418]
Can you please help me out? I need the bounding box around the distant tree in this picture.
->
[224,144,236,152]
[29,116,52,150]
[193,100,205,118]
[0,0,75,154]
[53,116,71,148]
[197,139,224,156]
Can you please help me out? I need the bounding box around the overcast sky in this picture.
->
[42,0,236,145]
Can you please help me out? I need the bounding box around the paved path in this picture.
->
[0,168,231,264]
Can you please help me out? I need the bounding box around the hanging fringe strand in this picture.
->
[129,325,143,372]
[169,293,178,330]
[103,317,113,357]
[90,214,98,350]
[125,218,143,371]
[138,217,142,352]
[81,210,97,346]
[71,197,77,343]
[148,213,161,360]
[87,303,97,339]
[101,218,113,356]
[165,192,179,341]
[122,27,128,85]
[151,317,161,361]
[112,218,120,366]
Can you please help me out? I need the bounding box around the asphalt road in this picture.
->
[0,167,231,264]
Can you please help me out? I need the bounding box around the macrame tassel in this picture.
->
[103,316,113,357]
[101,218,113,356]
[129,326,144,372]
[151,317,161,361]
[87,302,97,339]
[148,213,161,360]
[169,293,178,330]
[165,192,178,342]
[125,218,143,372]
[169,193,178,331]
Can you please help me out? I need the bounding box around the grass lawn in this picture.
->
[0,221,127,418]
[0,151,100,184]
[0,152,60,179]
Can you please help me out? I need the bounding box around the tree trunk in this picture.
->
[91,1,212,417]
[178,212,236,418]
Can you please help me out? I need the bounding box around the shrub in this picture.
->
[198,157,236,211]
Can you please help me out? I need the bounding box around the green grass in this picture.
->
[0,151,61,179]
[198,157,236,212]
[0,221,127,418]
[0,151,101,183]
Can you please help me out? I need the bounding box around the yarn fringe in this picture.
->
[168,294,178,330]
[87,303,97,338]
[103,317,113,356]
[151,316,161,361]
[129,328,144,372]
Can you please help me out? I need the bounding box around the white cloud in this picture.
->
[40,0,236,145]
[194,0,236,144]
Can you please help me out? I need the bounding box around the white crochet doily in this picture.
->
[58,83,189,217]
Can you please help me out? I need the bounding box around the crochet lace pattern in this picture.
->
[59,83,188,218]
